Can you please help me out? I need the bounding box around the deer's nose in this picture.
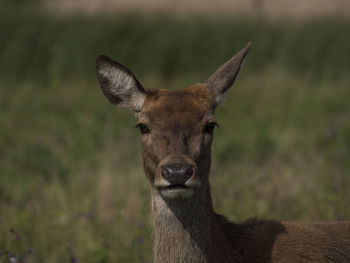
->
[161,164,194,185]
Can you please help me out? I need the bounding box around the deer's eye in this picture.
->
[135,123,150,134]
[204,122,219,133]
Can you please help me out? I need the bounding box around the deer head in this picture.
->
[96,43,251,201]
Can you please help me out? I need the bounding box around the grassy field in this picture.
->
[44,0,350,18]
[0,5,350,263]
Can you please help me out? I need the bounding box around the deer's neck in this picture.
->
[151,185,243,263]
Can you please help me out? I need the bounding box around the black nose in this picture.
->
[161,164,194,185]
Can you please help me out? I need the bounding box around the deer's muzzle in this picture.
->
[155,155,201,199]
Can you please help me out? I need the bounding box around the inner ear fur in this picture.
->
[205,42,252,107]
[96,55,147,112]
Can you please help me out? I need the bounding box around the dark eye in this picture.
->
[204,122,219,133]
[135,123,150,134]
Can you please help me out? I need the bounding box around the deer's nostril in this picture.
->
[160,164,195,185]
[184,166,194,179]
[161,166,172,177]
[185,166,193,175]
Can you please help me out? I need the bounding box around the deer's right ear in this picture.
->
[96,55,147,112]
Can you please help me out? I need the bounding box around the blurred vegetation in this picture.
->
[1,6,350,83]
[0,4,350,263]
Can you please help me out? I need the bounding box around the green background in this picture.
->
[0,2,349,262]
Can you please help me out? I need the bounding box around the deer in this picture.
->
[96,43,350,263]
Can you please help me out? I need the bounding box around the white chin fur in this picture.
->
[159,188,194,199]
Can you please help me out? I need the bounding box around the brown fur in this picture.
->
[96,44,350,263]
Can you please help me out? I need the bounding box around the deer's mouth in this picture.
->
[163,184,189,190]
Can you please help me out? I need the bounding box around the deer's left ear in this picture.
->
[205,42,252,107]
[96,55,147,112]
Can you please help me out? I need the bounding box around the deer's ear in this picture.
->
[205,43,251,107]
[96,55,147,112]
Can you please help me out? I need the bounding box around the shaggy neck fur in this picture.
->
[151,184,244,263]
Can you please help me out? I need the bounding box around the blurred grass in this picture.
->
[1,7,350,83]
[0,4,350,263]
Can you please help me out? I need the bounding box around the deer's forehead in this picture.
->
[139,84,214,125]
